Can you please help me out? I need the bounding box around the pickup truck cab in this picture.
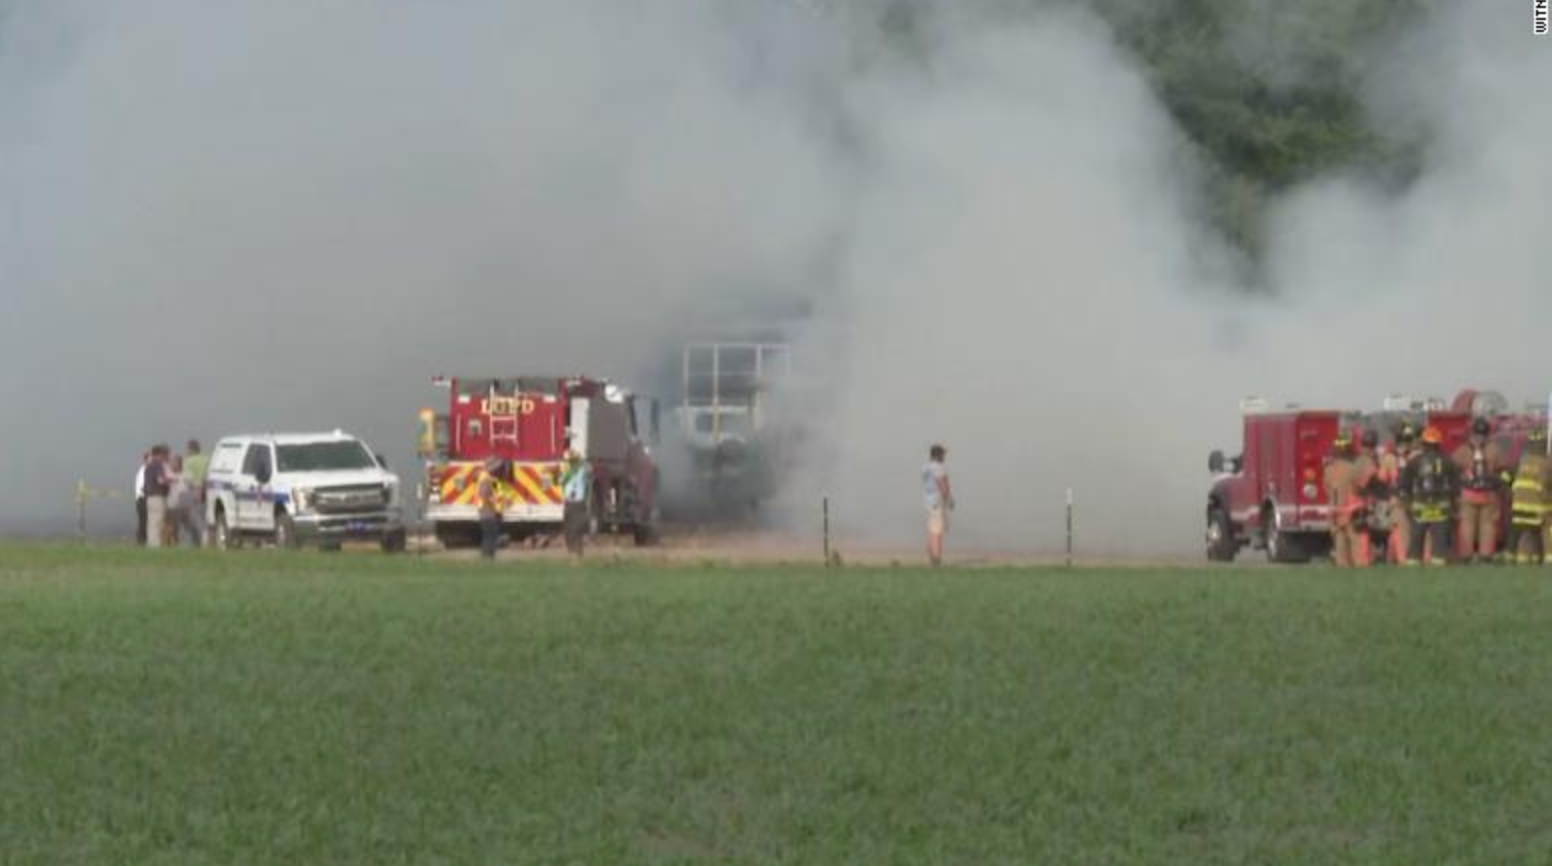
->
[205,431,406,552]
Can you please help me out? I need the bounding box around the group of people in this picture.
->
[1324,418,1550,567]
[476,448,592,560]
[134,440,208,548]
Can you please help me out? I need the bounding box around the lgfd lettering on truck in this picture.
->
[416,376,661,549]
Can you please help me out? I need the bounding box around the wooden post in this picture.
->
[1065,488,1074,569]
[823,495,831,567]
[76,480,88,543]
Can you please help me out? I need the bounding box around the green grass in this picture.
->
[4,545,1552,864]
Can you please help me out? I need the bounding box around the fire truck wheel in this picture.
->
[1206,508,1236,562]
[1263,510,1308,564]
[274,512,301,550]
[435,526,480,549]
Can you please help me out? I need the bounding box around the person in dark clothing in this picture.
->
[478,457,506,560]
[1400,426,1461,566]
[142,444,172,549]
[558,449,591,557]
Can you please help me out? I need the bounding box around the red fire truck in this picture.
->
[1205,397,1474,563]
[417,376,660,548]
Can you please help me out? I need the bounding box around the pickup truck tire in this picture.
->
[1206,507,1237,562]
[274,512,301,550]
[213,509,241,551]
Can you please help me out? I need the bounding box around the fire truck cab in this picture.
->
[1207,403,1342,563]
[418,376,660,549]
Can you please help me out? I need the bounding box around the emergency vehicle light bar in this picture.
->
[1382,394,1447,412]
[1239,396,1271,414]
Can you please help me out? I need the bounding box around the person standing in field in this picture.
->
[182,439,209,547]
[559,448,592,557]
[1508,427,1551,565]
[1452,416,1510,564]
[142,444,171,549]
[1323,431,1369,568]
[1401,426,1460,566]
[165,455,204,547]
[133,451,150,546]
[923,444,954,567]
[1378,424,1418,564]
[478,457,505,560]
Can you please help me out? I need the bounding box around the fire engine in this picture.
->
[1205,395,1475,563]
[416,376,660,548]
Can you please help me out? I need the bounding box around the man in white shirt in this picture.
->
[923,444,954,566]
[134,452,149,546]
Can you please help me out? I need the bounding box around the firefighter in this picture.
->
[1378,424,1417,564]
[1353,429,1382,566]
[1324,432,1364,568]
[1452,417,1510,564]
[558,449,591,557]
[1401,426,1461,566]
[1509,427,1551,565]
[477,457,506,560]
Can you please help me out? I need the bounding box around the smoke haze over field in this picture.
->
[1,1,1546,553]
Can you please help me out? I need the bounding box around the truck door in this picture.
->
[568,398,591,457]
[238,444,274,530]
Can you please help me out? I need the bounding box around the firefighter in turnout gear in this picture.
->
[477,457,510,560]
[1324,431,1370,567]
[1452,417,1510,564]
[1378,424,1418,564]
[1401,426,1461,566]
[1354,429,1383,566]
[1509,427,1551,565]
[558,448,591,557]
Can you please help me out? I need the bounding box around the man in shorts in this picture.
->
[923,444,954,566]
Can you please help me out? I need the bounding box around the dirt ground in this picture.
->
[403,526,1205,568]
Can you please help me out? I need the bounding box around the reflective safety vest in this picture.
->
[1511,454,1549,526]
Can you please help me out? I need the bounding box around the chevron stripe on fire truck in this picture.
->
[437,463,563,506]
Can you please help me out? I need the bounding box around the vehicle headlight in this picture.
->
[293,487,311,512]
[384,479,400,508]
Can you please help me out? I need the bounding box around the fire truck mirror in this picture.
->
[1208,450,1226,474]
[650,399,661,444]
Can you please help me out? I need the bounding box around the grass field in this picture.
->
[4,545,1552,864]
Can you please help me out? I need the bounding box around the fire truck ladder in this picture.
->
[488,389,521,449]
[489,414,519,448]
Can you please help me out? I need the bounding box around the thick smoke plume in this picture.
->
[1,1,1546,554]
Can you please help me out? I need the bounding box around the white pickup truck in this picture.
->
[204,431,406,552]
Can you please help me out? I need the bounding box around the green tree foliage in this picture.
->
[1085,0,1437,261]
[869,0,1438,261]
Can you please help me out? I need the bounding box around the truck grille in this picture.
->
[313,484,388,513]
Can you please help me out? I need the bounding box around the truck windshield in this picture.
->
[276,441,376,472]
